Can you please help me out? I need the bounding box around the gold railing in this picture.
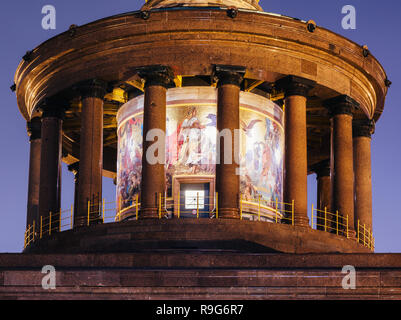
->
[357,220,375,250]
[24,195,373,252]
[115,193,294,223]
[24,193,293,249]
[311,204,374,251]
[311,204,349,237]
[115,195,140,222]
[240,195,294,224]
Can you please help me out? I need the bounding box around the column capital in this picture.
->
[353,119,375,138]
[275,75,316,98]
[27,117,42,141]
[68,162,79,183]
[39,98,67,120]
[67,162,79,176]
[310,159,331,179]
[323,95,359,118]
[135,65,175,89]
[213,65,246,87]
[76,79,108,100]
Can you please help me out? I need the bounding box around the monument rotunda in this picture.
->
[15,0,389,255]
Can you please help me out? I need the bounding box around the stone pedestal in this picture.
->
[215,65,245,219]
[276,76,315,227]
[3,252,401,300]
[353,119,375,235]
[76,80,107,227]
[325,95,358,238]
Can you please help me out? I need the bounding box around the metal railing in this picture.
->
[357,220,375,250]
[24,195,373,251]
[311,204,349,237]
[116,193,294,223]
[240,195,294,224]
[311,204,374,251]
[24,193,294,248]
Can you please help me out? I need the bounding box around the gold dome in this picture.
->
[142,0,262,11]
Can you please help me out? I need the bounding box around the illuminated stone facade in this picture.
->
[7,0,397,301]
[14,0,388,255]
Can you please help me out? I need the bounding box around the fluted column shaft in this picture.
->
[276,76,315,227]
[76,80,107,227]
[214,65,245,219]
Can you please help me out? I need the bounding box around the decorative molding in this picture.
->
[353,119,375,138]
[213,64,246,88]
[311,159,331,179]
[68,162,80,183]
[135,65,175,89]
[143,0,262,11]
[27,117,42,141]
[39,98,68,120]
[324,95,359,118]
[275,75,316,98]
[76,79,108,100]
[68,162,80,175]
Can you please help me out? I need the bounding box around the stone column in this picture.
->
[353,119,375,235]
[276,76,315,227]
[38,102,65,235]
[26,117,42,232]
[311,160,331,230]
[214,65,245,219]
[137,66,174,219]
[324,95,358,238]
[68,162,80,220]
[76,80,107,227]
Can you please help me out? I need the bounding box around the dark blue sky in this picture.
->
[0,0,400,252]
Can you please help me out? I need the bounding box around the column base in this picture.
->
[139,207,160,219]
[74,216,88,228]
[218,208,240,219]
[294,215,310,228]
[347,230,357,241]
[74,216,103,228]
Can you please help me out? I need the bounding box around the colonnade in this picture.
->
[24,66,375,238]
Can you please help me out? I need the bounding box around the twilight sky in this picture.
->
[0,0,400,253]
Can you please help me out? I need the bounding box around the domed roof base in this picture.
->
[142,0,263,11]
[24,219,371,254]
